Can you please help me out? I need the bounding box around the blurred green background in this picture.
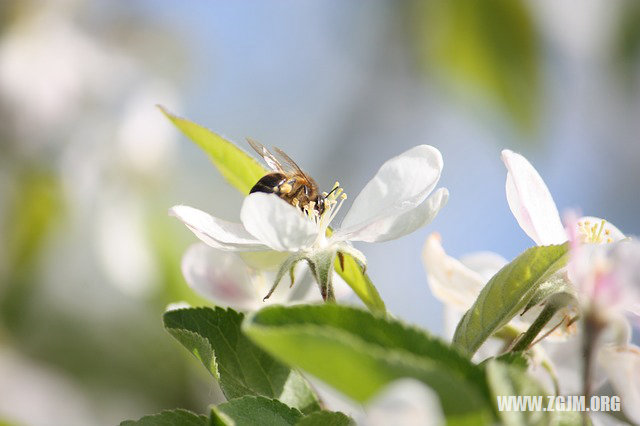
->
[1,1,640,424]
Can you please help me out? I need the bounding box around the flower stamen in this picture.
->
[577,219,614,244]
[326,193,347,227]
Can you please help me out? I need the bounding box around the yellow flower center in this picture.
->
[302,181,347,226]
[577,219,613,244]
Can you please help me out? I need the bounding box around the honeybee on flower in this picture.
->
[172,142,448,307]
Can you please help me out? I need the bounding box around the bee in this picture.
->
[247,138,327,215]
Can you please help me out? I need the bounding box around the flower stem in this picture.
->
[511,292,574,352]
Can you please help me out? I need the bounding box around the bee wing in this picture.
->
[247,137,284,172]
[272,146,309,178]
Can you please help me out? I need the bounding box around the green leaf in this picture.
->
[295,411,353,426]
[410,0,541,133]
[244,304,495,425]
[164,307,320,414]
[334,254,385,314]
[453,244,569,356]
[120,409,207,426]
[487,360,550,426]
[211,396,303,426]
[159,106,267,194]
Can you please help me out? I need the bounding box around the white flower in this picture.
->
[567,234,640,322]
[423,149,627,344]
[563,228,640,422]
[172,145,448,301]
[503,151,640,423]
[501,149,625,246]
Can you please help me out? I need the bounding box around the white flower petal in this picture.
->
[335,188,448,243]
[422,233,486,312]
[240,193,318,251]
[170,205,267,251]
[364,379,444,426]
[599,345,640,425]
[340,145,443,234]
[182,243,306,311]
[181,243,261,310]
[502,149,566,245]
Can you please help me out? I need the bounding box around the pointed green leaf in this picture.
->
[453,244,569,356]
[159,106,267,194]
[244,304,495,424]
[211,396,303,426]
[334,254,385,314]
[164,307,320,414]
[120,409,207,426]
